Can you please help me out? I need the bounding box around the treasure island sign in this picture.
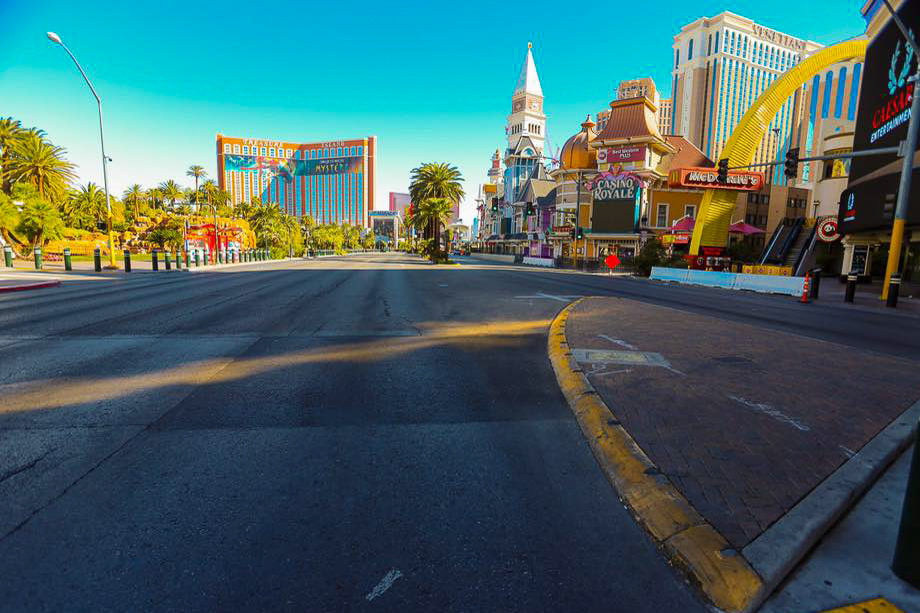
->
[669,167,764,191]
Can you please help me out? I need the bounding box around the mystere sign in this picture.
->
[839,0,920,233]
[668,167,764,191]
[592,174,642,233]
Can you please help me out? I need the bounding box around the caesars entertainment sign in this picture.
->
[840,0,920,233]
[592,173,642,233]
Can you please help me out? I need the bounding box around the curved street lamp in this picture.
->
[47,31,117,269]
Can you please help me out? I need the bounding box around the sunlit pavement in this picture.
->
[0,253,918,611]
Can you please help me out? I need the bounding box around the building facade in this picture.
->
[670,12,822,174]
[216,134,377,226]
[658,99,673,135]
[388,192,411,216]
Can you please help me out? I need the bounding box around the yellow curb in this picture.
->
[548,298,764,612]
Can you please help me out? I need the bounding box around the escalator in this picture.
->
[756,217,817,275]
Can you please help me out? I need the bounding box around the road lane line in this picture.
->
[366,569,402,601]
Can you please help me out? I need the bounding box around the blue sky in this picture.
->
[0,0,866,223]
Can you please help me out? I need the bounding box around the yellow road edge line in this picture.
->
[547,298,764,612]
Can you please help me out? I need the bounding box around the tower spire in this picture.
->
[514,43,543,98]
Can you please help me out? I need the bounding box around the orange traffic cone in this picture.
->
[800,272,811,304]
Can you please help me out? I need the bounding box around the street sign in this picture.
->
[604,254,621,269]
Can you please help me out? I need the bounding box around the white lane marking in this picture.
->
[595,368,632,377]
[366,569,402,601]
[513,292,583,302]
[662,365,686,377]
[598,334,639,351]
[438,284,448,287]
[729,396,810,432]
[840,445,857,458]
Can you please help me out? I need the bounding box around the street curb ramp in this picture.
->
[547,298,763,611]
[548,298,919,612]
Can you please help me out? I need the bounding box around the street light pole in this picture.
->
[879,1,920,300]
[47,32,117,269]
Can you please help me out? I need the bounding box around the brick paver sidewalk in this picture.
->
[565,296,919,548]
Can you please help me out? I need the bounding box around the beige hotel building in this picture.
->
[670,12,822,176]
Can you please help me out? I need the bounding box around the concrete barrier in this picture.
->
[651,267,806,297]
[522,256,555,267]
[470,253,516,264]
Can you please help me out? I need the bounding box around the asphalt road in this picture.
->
[0,253,915,612]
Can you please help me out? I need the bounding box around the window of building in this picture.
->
[656,203,668,227]
[685,204,696,218]
[708,33,712,56]
[821,70,834,118]
[337,147,342,156]
[233,144,240,154]
[286,149,292,157]
[224,144,230,153]
[324,148,328,157]
[675,48,680,68]
[848,63,862,121]
[715,31,720,53]
[835,67,847,119]
[269,148,275,157]
[358,146,363,155]
[243,146,249,155]
[260,147,266,156]
[688,39,694,61]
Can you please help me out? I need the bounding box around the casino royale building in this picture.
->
[216,134,377,227]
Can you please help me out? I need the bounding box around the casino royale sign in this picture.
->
[593,175,641,200]
[669,167,763,191]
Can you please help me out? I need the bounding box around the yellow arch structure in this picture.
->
[690,40,868,254]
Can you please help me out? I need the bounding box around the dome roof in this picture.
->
[559,115,597,171]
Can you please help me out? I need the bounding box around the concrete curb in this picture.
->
[743,399,920,600]
[0,280,61,293]
[549,298,920,612]
[548,299,763,612]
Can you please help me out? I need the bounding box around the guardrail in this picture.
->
[650,267,806,297]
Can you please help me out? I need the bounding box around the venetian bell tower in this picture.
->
[506,42,546,156]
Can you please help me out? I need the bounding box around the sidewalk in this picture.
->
[761,445,920,613]
[553,296,920,611]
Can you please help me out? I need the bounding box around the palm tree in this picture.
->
[416,198,455,256]
[66,182,107,230]
[248,204,282,248]
[0,190,21,248]
[147,187,163,210]
[199,178,217,213]
[123,184,146,219]
[186,165,206,200]
[15,183,64,249]
[0,117,24,194]
[4,131,77,202]
[158,180,182,209]
[409,163,464,256]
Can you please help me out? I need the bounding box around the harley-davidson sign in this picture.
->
[669,167,764,191]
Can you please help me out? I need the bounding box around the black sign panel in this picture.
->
[592,175,641,233]
[840,0,920,233]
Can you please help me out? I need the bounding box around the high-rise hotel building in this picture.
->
[216,134,377,226]
[670,12,822,177]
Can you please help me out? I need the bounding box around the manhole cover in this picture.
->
[571,349,671,367]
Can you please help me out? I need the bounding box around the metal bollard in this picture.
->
[165,250,172,270]
[232,250,237,264]
[218,249,224,264]
[810,268,822,300]
[152,249,159,271]
[184,250,190,269]
[3,245,12,267]
[203,249,209,266]
[33,247,42,270]
[887,273,901,308]
[194,250,200,267]
[844,271,857,303]
[63,247,72,271]
[93,247,102,272]
[123,249,131,272]
[893,433,920,588]
[175,250,182,270]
